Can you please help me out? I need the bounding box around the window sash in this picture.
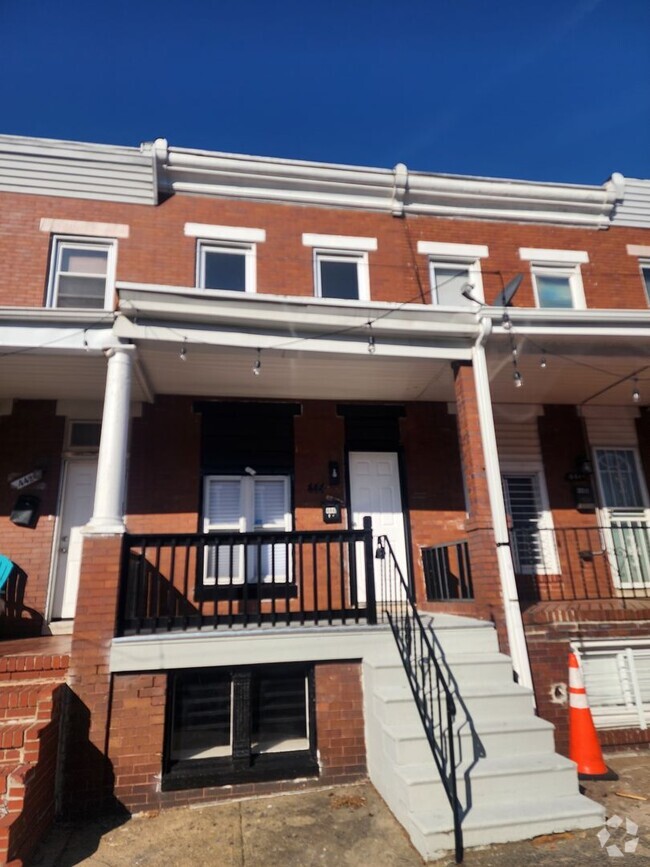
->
[531,264,583,309]
[197,241,255,293]
[49,239,113,309]
[429,261,474,306]
[203,475,291,585]
[314,250,369,301]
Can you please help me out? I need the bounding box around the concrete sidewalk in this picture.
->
[30,751,649,866]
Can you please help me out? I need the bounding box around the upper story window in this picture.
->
[302,233,376,301]
[519,247,588,309]
[417,242,488,307]
[47,237,115,309]
[185,223,266,294]
[641,262,650,305]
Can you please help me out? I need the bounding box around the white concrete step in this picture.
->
[366,651,515,690]
[420,613,500,655]
[374,682,535,726]
[409,794,604,861]
[380,714,557,766]
[395,752,580,811]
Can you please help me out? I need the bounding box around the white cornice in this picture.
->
[160,145,620,228]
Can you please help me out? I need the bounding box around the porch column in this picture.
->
[454,353,533,690]
[471,337,533,689]
[85,344,134,534]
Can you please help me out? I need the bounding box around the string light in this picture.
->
[179,339,187,361]
[632,379,640,402]
[367,323,376,354]
[502,313,512,331]
[540,351,547,369]
[513,370,523,388]
[252,349,262,376]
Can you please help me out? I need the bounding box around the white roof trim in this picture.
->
[417,241,489,259]
[519,247,589,264]
[302,233,377,251]
[184,222,266,243]
[39,218,129,238]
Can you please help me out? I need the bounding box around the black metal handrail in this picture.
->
[376,534,463,864]
[117,522,378,636]
[422,540,473,601]
[509,523,650,604]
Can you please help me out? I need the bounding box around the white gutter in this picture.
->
[471,316,533,690]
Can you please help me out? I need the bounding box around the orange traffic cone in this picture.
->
[568,651,609,778]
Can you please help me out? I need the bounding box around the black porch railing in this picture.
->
[376,534,463,864]
[422,541,473,601]
[510,523,650,604]
[116,520,378,636]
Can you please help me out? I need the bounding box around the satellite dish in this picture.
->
[492,273,523,307]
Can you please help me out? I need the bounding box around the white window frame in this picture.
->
[312,249,370,301]
[640,260,650,307]
[592,446,650,589]
[46,235,116,310]
[196,240,257,294]
[501,461,559,575]
[574,640,650,730]
[519,247,588,310]
[302,233,376,302]
[417,242,488,307]
[202,475,292,585]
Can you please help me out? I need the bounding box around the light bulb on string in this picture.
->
[179,339,187,362]
[540,351,547,369]
[632,379,640,402]
[502,313,512,331]
[252,349,262,376]
[513,369,523,388]
[367,322,376,354]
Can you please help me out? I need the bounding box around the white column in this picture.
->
[471,336,534,691]
[85,344,135,534]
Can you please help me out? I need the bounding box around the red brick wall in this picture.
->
[2,188,650,311]
[0,400,65,631]
[106,660,366,814]
[294,401,346,531]
[525,613,650,755]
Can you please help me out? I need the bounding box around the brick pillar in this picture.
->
[61,534,123,816]
[452,361,509,650]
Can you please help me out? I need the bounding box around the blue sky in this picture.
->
[1,0,648,183]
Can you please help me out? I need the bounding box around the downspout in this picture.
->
[471,316,533,690]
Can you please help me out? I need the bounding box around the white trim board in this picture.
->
[302,233,377,252]
[417,241,489,259]
[184,222,266,243]
[39,218,129,238]
[519,247,589,264]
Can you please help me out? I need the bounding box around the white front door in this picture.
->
[349,451,409,601]
[50,459,98,619]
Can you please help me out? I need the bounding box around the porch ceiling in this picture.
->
[487,333,650,406]
[135,342,457,402]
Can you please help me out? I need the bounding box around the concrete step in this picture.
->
[380,713,556,766]
[374,682,535,726]
[419,614,500,655]
[365,651,515,691]
[394,753,579,812]
[409,794,604,861]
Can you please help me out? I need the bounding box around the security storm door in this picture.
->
[348,452,408,601]
[594,448,650,587]
[203,475,291,586]
[502,472,558,574]
[50,458,97,619]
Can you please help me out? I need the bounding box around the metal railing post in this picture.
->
[362,516,377,624]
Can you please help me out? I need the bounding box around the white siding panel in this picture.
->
[496,420,543,464]
[585,416,638,447]
[0,135,156,205]
[612,180,650,228]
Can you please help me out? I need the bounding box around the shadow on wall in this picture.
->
[0,564,43,638]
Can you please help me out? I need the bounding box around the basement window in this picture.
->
[163,664,316,790]
[578,641,650,731]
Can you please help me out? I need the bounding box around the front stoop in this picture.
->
[362,613,604,861]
